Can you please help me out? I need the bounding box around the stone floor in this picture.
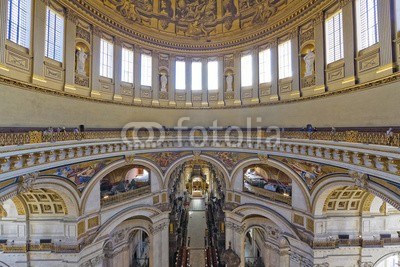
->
[187,197,206,267]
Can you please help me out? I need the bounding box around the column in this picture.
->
[63,9,77,91]
[201,58,208,106]
[233,52,241,105]
[252,49,259,103]
[152,51,160,106]
[31,0,47,85]
[169,55,176,106]
[0,0,9,71]
[217,56,224,105]
[133,46,142,104]
[290,29,300,98]
[313,12,326,92]
[269,40,279,101]
[341,0,356,84]
[91,27,101,95]
[113,38,122,101]
[377,0,395,74]
[185,57,192,107]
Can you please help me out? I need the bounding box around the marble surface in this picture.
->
[187,198,206,267]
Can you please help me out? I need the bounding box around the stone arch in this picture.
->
[231,157,311,211]
[232,204,300,239]
[34,176,80,217]
[374,251,400,266]
[93,205,162,243]
[81,158,163,214]
[163,154,232,191]
[311,174,400,216]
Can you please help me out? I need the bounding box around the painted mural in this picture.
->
[139,152,191,170]
[271,156,347,189]
[243,164,292,205]
[40,157,123,191]
[204,152,254,171]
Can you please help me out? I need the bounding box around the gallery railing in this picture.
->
[313,237,400,249]
[0,243,80,253]
[0,129,398,147]
[101,185,152,207]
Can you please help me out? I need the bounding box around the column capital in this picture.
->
[65,8,78,24]
[339,0,353,9]
[313,12,324,26]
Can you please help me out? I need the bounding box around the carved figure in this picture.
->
[303,49,315,76]
[252,2,277,24]
[160,73,168,91]
[226,73,233,91]
[76,49,87,76]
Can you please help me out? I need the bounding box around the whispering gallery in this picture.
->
[0,0,400,266]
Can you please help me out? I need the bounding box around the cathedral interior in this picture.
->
[0,0,400,266]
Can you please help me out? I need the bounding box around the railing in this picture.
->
[0,243,80,253]
[243,183,291,205]
[0,128,398,147]
[101,185,151,207]
[313,237,400,249]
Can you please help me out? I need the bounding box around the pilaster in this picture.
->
[63,9,77,91]
[113,38,122,101]
[152,51,160,106]
[133,46,142,104]
[201,58,208,107]
[233,52,241,105]
[313,12,326,92]
[0,0,9,71]
[342,0,356,85]
[91,27,101,96]
[185,57,192,107]
[376,0,395,75]
[269,40,279,102]
[31,0,47,85]
[217,57,224,106]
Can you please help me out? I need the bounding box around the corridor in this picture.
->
[187,197,207,267]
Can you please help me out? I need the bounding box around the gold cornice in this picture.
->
[1,71,400,110]
[57,0,336,55]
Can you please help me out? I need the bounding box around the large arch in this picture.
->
[162,153,232,190]
[81,158,164,214]
[231,157,311,212]
[311,174,400,216]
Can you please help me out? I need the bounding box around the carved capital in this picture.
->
[313,12,324,26]
[92,25,102,38]
[65,8,78,24]
[339,0,353,8]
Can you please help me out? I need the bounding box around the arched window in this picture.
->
[191,61,202,91]
[259,48,271,84]
[175,59,186,90]
[121,47,134,83]
[278,40,292,79]
[325,10,344,64]
[356,0,379,50]
[45,7,64,62]
[99,38,113,78]
[207,60,218,90]
[7,0,31,48]
[241,54,252,87]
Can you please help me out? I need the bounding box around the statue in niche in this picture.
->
[160,73,168,91]
[303,49,315,77]
[226,73,233,91]
[160,0,169,15]
[76,49,87,76]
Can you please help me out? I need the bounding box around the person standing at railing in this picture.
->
[386,128,394,146]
